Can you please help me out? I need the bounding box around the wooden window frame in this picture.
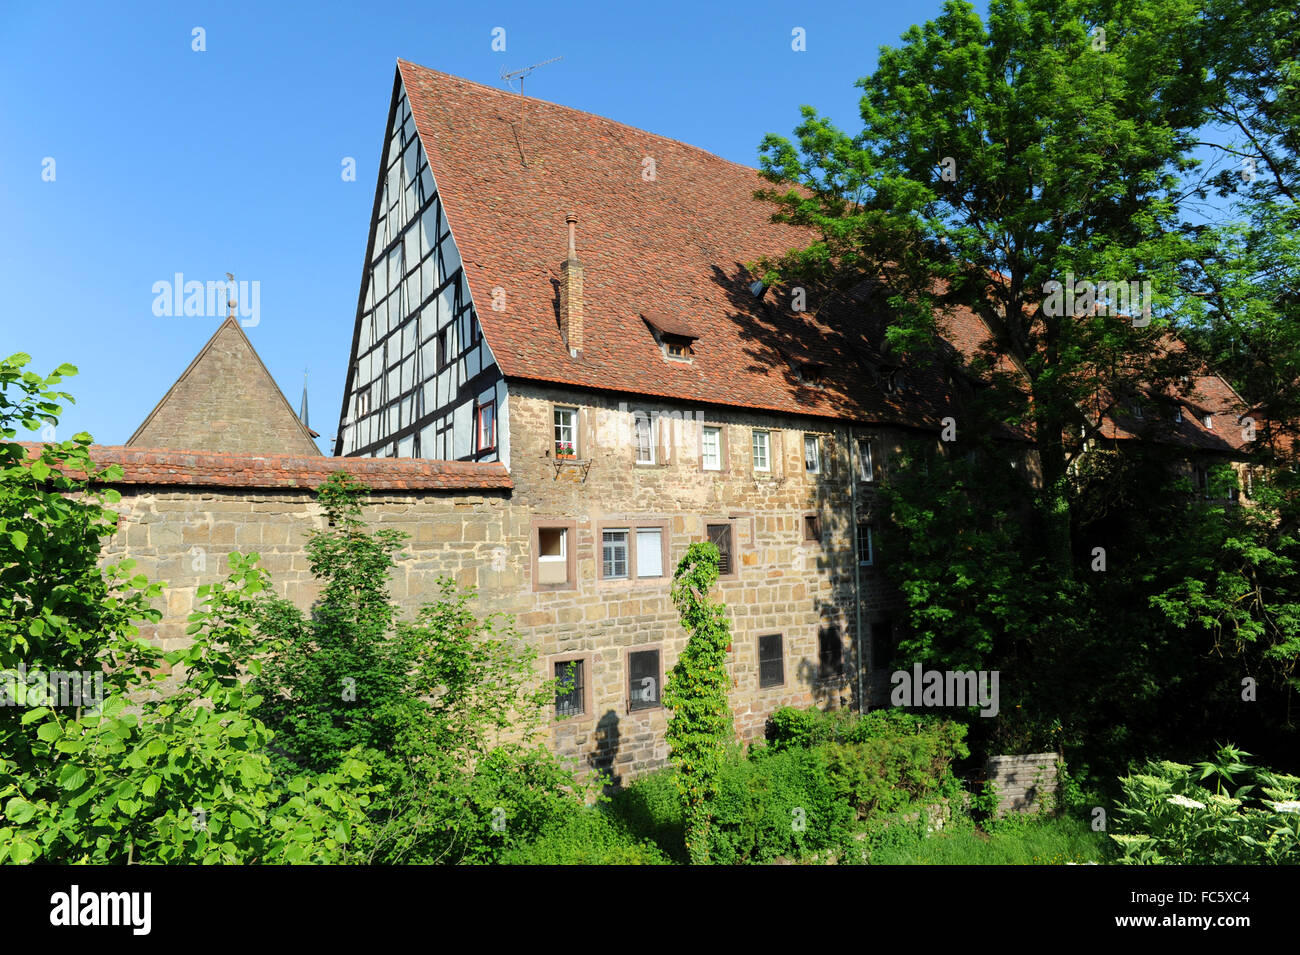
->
[625,645,664,714]
[705,519,739,580]
[634,413,656,466]
[856,435,877,483]
[530,518,578,592]
[818,625,845,683]
[857,522,875,567]
[802,511,822,544]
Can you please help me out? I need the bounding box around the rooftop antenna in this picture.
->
[299,367,309,430]
[500,56,563,95]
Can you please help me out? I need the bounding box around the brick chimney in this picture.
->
[559,213,584,357]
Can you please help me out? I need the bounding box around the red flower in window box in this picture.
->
[556,442,576,459]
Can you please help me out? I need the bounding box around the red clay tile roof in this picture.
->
[398,60,1253,452]
[400,60,966,429]
[20,444,511,491]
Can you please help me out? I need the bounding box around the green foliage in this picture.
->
[499,808,671,865]
[1111,746,1300,864]
[0,355,374,864]
[663,541,735,864]
[707,746,854,865]
[861,811,1111,865]
[251,471,585,864]
[607,767,689,864]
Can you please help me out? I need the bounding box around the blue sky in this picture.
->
[1,0,976,449]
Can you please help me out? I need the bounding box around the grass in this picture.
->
[863,812,1113,865]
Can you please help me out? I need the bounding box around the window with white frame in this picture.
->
[752,430,771,472]
[634,413,655,464]
[856,523,874,566]
[857,437,875,482]
[602,530,630,579]
[635,528,664,578]
[702,426,722,471]
[804,434,821,473]
[554,406,578,458]
[1204,413,1214,429]
[475,400,496,451]
[537,527,568,585]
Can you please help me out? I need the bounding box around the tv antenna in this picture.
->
[500,56,563,95]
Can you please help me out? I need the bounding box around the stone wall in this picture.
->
[985,753,1060,815]
[498,383,908,783]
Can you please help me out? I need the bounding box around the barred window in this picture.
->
[555,659,585,718]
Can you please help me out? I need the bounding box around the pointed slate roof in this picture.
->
[128,317,322,456]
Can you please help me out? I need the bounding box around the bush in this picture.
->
[765,705,965,752]
[707,746,854,864]
[608,768,688,863]
[1112,745,1300,864]
[500,808,671,865]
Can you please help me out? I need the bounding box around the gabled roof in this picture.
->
[397,60,1253,451]
[399,60,964,429]
[129,317,322,456]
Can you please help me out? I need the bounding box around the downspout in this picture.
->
[849,427,864,713]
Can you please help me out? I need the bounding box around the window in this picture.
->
[803,514,822,542]
[664,336,693,359]
[628,648,661,711]
[634,413,655,464]
[819,626,843,681]
[706,523,734,576]
[758,634,784,688]
[438,328,450,370]
[702,426,723,471]
[532,520,576,591]
[356,385,370,418]
[1204,414,1214,429]
[537,527,567,585]
[598,521,667,580]
[1132,401,1144,420]
[857,523,875,566]
[857,437,875,482]
[554,406,578,458]
[554,659,585,718]
[801,363,825,387]
[469,314,481,346]
[752,430,770,472]
[1175,405,1183,423]
[475,400,496,451]
[602,530,629,579]
[636,528,664,578]
[804,434,821,473]
[871,619,895,669]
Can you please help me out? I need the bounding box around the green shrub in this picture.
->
[1111,745,1300,865]
[765,705,966,752]
[708,746,854,864]
[500,808,671,865]
[820,732,965,817]
[609,768,688,863]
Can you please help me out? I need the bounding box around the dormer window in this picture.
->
[880,369,903,394]
[664,336,694,360]
[800,362,826,387]
[642,312,700,363]
[1204,414,1214,429]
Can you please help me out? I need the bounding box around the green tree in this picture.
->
[754,0,1213,572]
[663,541,735,864]
[0,354,375,864]
[251,472,586,864]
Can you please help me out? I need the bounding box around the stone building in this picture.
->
[76,61,1257,783]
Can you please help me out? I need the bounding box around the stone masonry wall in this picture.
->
[496,383,910,784]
